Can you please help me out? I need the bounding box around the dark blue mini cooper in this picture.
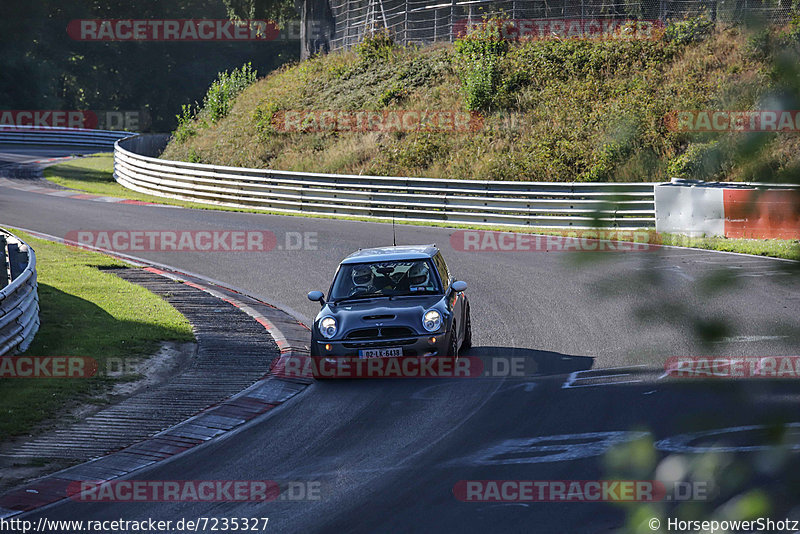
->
[307,245,471,363]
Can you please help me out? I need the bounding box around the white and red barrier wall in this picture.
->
[655,180,800,239]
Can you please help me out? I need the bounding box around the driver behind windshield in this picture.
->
[350,264,394,295]
[351,265,375,294]
[333,261,439,300]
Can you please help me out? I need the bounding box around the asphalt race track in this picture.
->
[2,148,800,533]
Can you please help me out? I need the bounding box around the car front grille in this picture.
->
[345,326,416,340]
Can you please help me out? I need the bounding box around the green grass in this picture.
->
[657,233,800,260]
[0,231,194,437]
[44,153,184,203]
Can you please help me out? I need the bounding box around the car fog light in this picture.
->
[325,344,332,351]
[428,337,437,344]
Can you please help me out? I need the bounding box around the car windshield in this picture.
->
[330,260,442,301]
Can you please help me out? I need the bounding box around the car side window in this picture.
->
[433,252,451,290]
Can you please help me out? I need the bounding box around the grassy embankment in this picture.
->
[0,231,193,438]
[163,20,800,183]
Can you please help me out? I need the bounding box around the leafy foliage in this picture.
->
[171,63,257,145]
[174,104,200,143]
[355,30,397,64]
[664,15,715,45]
[452,19,509,111]
[0,0,296,131]
[667,141,722,179]
[222,0,296,23]
[204,62,258,122]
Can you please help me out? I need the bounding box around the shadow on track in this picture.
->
[462,345,594,378]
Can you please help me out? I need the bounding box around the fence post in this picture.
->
[345,0,351,48]
[449,0,455,42]
[403,0,408,45]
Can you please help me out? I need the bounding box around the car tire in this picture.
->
[447,326,459,360]
[462,304,472,351]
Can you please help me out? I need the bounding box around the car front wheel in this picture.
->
[462,304,472,351]
[447,327,459,360]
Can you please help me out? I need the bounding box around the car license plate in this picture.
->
[359,347,403,359]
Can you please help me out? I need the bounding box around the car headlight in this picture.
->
[422,310,442,332]
[319,316,338,339]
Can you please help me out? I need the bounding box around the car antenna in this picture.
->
[392,215,397,247]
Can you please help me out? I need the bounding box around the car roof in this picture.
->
[340,244,439,264]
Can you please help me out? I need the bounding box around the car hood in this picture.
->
[321,295,445,336]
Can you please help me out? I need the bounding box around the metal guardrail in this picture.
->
[0,229,39,356]
[115,134,657,229]
[0,125,131,150]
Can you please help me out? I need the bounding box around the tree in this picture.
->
[222,0,334,59]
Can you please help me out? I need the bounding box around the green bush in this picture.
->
[777,15,800,49]
[252,102,279,137]
[170,63,257,143]
[453,19,509,111]
[379,82,406,105]
[173,103,198,143]
[745,28,772,59]
[355,30,396,63]
[665,15,714,45]
[667,141,722,180]
[386,133,447,169]
[203,62,258,123]
[187,148,203,163]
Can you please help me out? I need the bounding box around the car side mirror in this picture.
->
[307,290,326,305]
[451,280,467,292]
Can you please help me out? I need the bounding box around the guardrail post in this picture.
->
[0,236,8,289]
[7,243,28,281]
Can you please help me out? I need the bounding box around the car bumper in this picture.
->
[311,333,449,358]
